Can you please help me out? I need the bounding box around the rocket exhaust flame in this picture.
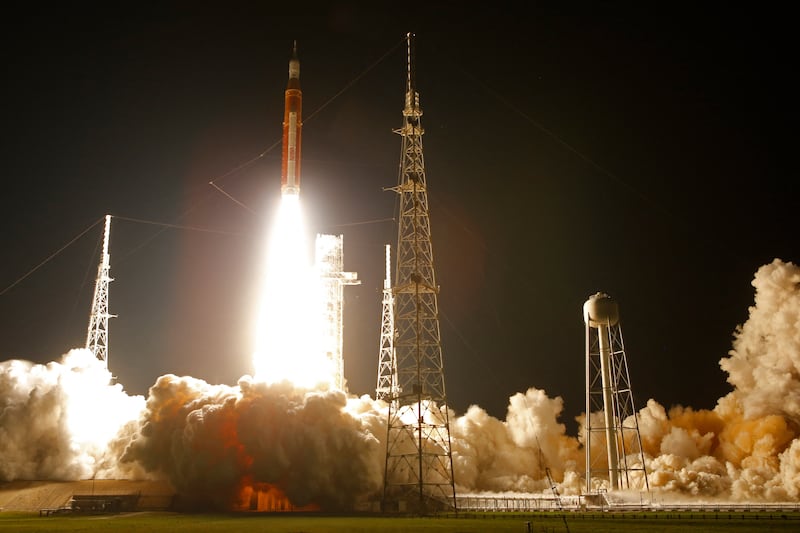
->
[251,194,332,388]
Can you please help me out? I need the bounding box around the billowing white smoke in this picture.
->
[633,258,800,501]
[0,348,144,481]
[451,388,581,494]
[114,375,385,510]
[450,259,800,501]
[720,259,800,420]
[2,259,800,506]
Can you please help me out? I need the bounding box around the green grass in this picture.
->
[2,511,799,532]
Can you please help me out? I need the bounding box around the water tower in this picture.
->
[583,292,648,493]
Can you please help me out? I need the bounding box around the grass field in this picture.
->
[2,511,800,532]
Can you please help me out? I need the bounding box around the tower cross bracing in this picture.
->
[86,214,115,368]
[584,292,649,493]
[382,33,456,514]
[376,244,396,401]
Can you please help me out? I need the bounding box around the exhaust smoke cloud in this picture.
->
[2,258,800,509]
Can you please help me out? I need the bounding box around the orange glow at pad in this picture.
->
[238,482,320,512]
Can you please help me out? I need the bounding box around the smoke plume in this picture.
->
[2,259,800,507]
[0,349,144,481]
[115,375,384,510]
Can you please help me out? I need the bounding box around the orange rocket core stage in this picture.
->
[281,42,302,196]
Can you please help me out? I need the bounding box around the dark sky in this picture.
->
[1,3,795,433]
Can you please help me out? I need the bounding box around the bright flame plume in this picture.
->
[252,194,332,388]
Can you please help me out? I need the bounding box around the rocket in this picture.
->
[281,41,302,196]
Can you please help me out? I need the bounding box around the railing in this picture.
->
[456,495,800,513]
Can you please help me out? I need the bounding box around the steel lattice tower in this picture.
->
[584,292,649,494]
[315,233,360,391]
[382,33,456,514]
[376,244,396,401]
[86,214,115,368]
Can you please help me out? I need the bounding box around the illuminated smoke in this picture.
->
[632,258,800,500]
[115,375,384,510]
[451,388,581,494]
[720,258,800,420]
[446,259,800,501]
[2,259,800,507]
[0,349,144,482]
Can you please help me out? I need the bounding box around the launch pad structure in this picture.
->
[315,233,360,391]
[380,33,457,514]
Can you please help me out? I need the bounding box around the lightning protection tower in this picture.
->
[376,244,396,401]
[382,33,456,514]
[584,292,649,493]
[86,214,115,368]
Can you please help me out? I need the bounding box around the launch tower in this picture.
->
[315,233,360,391]
[86,214,115,368]
[382,33,457,513]
[584,292,649,493]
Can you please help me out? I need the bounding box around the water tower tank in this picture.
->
[583,292,619,328]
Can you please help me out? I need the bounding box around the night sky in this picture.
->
[1,4,795,434]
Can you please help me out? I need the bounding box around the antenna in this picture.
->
[403,32,419,115]
[406,32,413,95]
